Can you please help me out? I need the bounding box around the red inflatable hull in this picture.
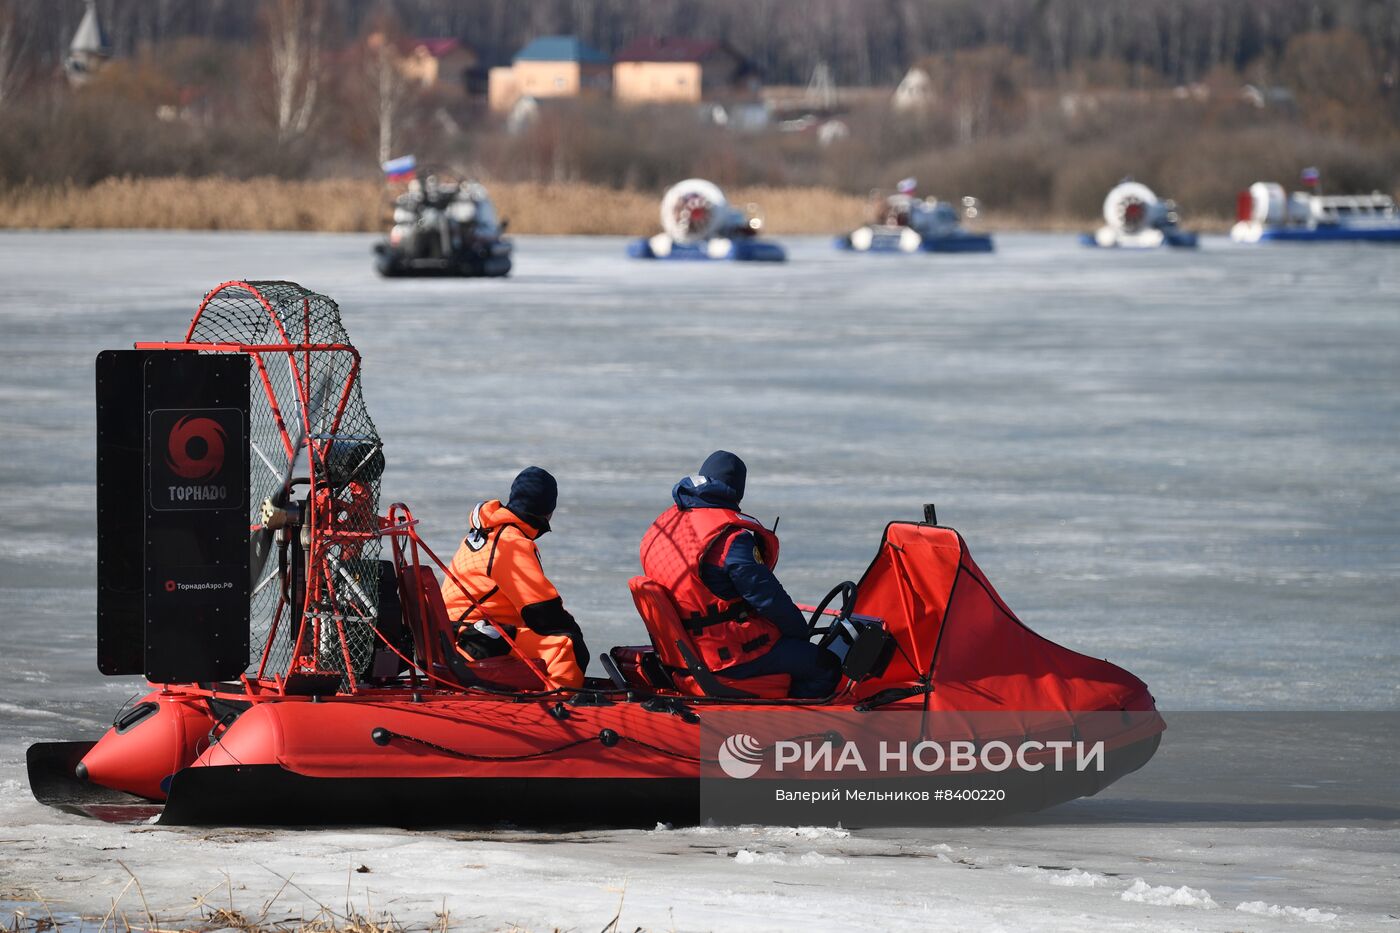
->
[67,684,1163,826]
[50,521,1166,826]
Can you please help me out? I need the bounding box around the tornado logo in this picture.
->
[166,416,227,481]
[718,733,765,780]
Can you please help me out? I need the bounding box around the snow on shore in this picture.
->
[0,764,1387,932]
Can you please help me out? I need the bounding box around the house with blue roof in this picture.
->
[488,35,612,111]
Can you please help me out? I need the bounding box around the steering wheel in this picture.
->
[806,581,857,639]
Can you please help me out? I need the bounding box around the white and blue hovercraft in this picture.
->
[835,179,993,254]
[627,179,786,262]
[1081,181,1198,249]
[1230,171,1400,245]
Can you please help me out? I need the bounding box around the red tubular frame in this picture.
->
[141,282,367,694]
[142,281,553,698]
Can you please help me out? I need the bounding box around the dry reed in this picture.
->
[0,176,972,236]
[1,175,1241,234]
[3,866,511,932]
[0,177,381,232]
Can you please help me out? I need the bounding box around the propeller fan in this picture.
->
[660,179,740,244]
[248,355,336,592]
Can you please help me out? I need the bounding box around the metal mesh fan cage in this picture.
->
[185,281,383,684]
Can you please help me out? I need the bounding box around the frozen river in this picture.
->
[0,231,1397,930]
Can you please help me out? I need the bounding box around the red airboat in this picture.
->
[27,281,1162,826]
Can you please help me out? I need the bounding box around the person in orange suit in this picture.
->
[441,467,589,688]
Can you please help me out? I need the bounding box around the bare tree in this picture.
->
[0,0,24,109]
[361,19,412,165]
[262,0,323,139]
[372,39,402,163]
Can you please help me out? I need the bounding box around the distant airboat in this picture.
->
[835,179,994,254]
[1231,169,1400,244]
[628,179,787,262]
[1080,181,1198,249]
[373,175,513,277]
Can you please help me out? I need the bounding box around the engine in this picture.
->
[1088,180,1197,248]
[1102,181,1168,235]
[1246,182,1286,224]
[659,179,752,244]
[1241,181,1312,226]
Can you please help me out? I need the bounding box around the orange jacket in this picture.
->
[441,500,587,688]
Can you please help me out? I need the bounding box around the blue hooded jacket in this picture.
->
[671,475,807,640]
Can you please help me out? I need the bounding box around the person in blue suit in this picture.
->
[641,450,841,698]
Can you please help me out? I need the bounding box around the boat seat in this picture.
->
[397,564,550,692]
[626,576,791,699]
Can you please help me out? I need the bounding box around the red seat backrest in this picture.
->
[398,564,454,674]
[399,563,552,691]
[627,575,695,671]
[627,575,793,698]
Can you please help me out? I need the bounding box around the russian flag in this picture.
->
[1300,166,1320,187]
[382,155,416,182]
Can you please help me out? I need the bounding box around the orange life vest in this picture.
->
[639,504,783,671]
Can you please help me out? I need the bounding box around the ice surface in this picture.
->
[1,232,1396,710]
[0,232,1397,930]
